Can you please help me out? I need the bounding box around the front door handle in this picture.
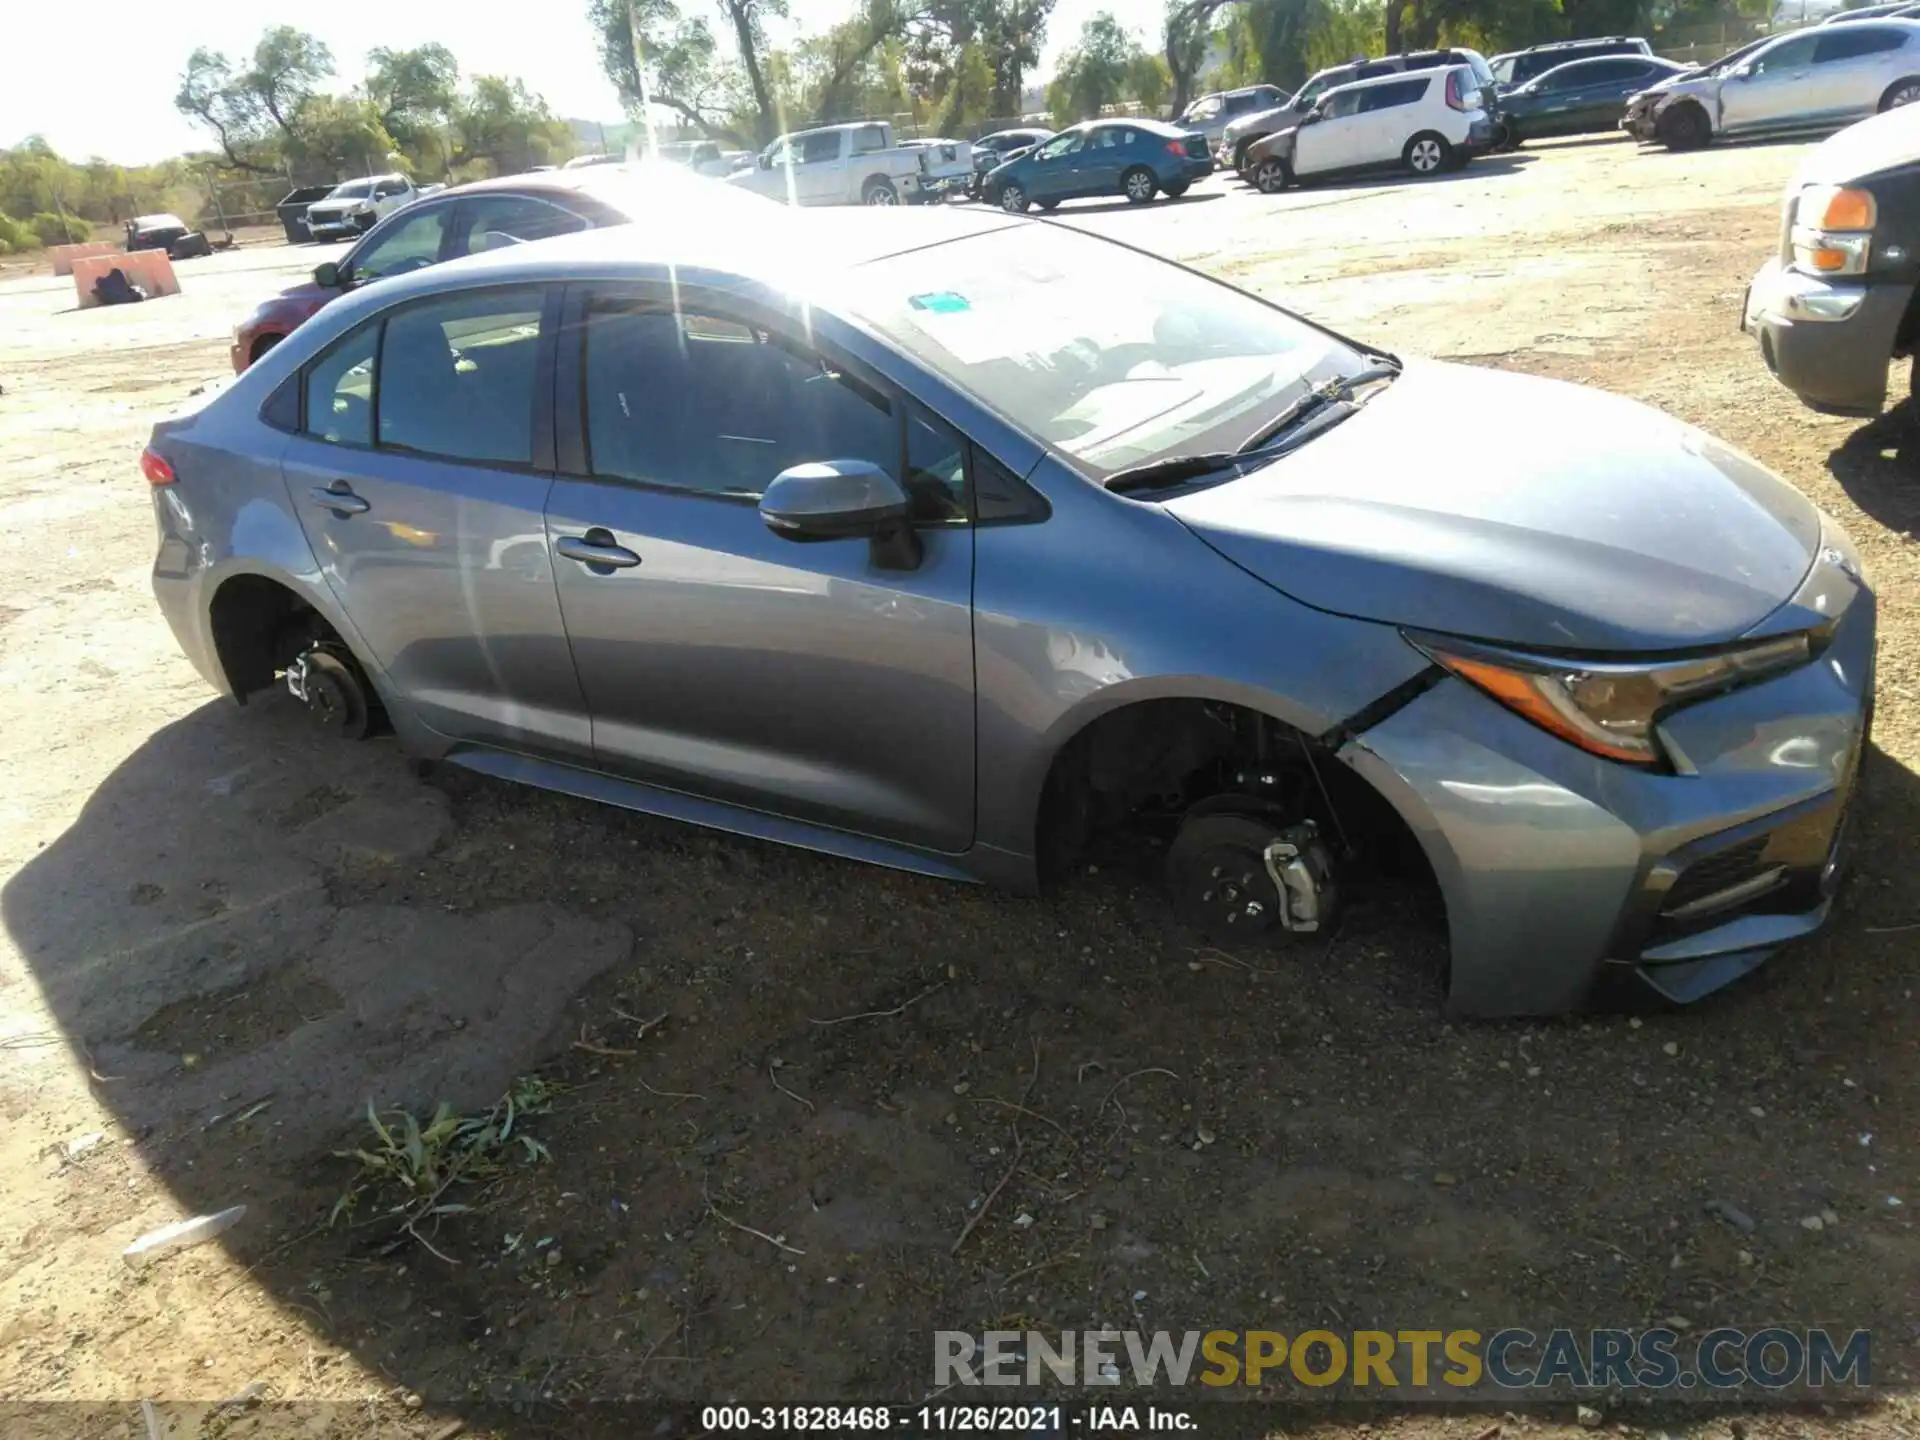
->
[556,529,641,570]
[309,482,370,516]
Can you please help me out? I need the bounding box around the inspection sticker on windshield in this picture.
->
[908,291,971,313]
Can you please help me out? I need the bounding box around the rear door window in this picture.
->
[452,194,589,256]
[377,289,544,465]
[1815,27,1907,62]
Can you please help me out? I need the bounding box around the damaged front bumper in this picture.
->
[1743,256,1914,416]
[1621,98,1662,142]
[1336,538,1875,1016]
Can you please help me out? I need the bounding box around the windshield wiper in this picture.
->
[1100,360,1401,496]
[1235,360,1402,455]
[1102,449,1245,494]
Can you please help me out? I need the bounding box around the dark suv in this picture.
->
[1490,36,1653,87]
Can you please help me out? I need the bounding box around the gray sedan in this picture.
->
[144,206,1873,1016]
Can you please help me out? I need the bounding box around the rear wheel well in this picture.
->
[208,575,336,702]
[1033,698,1435,890]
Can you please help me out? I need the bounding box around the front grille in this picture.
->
[1661,838,1771,917]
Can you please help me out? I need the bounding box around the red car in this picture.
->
[230,165,755,372]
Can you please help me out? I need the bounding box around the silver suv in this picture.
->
[1631,19,1920,149]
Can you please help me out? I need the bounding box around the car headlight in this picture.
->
[1791,185,1875,277]
[1408,631,1816,766]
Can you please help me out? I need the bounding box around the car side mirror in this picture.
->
[313,261,341,288]
[759,154,774,169]
[760,459,922,569]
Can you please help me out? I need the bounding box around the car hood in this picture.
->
[1635,71,1713,104]
[1163,362,1821,653]
[1249,115,1308,151]
[1793,101,1920,186]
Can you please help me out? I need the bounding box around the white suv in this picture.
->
[1244,66,1493,192]
[1636,19,1920,150]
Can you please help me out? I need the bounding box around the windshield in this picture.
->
[1702,36,1772,74]
[329,180,374,199]
[851,224,1365,479]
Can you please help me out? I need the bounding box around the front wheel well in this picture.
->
[1033,697,1436,892]
[208,575,336,702]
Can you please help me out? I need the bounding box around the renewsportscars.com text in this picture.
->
[933,1327,1871,1393]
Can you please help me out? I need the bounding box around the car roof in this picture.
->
[1523,35,1643,49]
[1073,116,1188,136]
[334,195,1025,309]
[1769,15,1920,39]
[1530,54,1676,80]
[1323,66,1459,95]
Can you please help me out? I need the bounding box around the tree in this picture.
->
[1126,50,1171,111]
[590,0,752,145]
[284,95,399,177]
[1162,0,1230,116]
[453,76,576,173]
[245,27,335,139]
[800,0,917,121]
[366,44,459,150]
[720,0,789,144]
[175,48,274,172]
[175,28,336,175]
[1049,12,1141,124]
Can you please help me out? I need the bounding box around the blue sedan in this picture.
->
[984,119,1213,211]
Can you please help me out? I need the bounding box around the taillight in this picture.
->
[141,447,176,486]
[1167,140,1188,156]
[1445,71,1479,111]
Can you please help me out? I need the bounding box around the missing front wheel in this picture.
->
[1166,813,1338,942]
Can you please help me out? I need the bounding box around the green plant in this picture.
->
[331,1074,558,1258]
[0,213,37,252]
[30,211,90,245]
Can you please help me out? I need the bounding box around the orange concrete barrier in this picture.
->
[49,240,118,276]
[72,249,180,309]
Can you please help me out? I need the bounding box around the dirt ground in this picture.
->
[0,138,1915,1440]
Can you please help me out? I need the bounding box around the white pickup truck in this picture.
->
[304,173,443,241]
[726,121,969,206]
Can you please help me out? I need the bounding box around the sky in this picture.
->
[4,0,1166,166]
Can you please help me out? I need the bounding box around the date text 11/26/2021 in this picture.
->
[700,1405,1194,1431]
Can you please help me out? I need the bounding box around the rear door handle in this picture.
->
[308,482,370,516]
[556,529,641,570]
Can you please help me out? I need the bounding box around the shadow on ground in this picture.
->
[1828,402,1920,536]
[5,687,1918,1433]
